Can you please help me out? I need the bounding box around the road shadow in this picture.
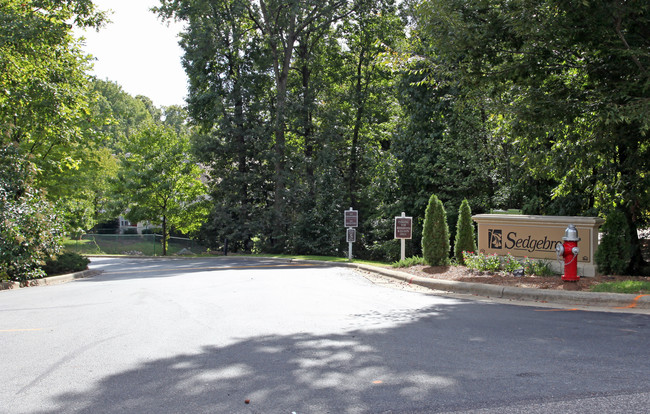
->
[28,302,650,413]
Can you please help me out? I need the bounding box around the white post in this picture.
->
[400,212,406,261]
[349,240,353,261]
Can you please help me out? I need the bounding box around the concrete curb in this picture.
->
[290,259,650,310]
[0,269,102,291]
[4,257,648,311]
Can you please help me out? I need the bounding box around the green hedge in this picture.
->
[42,252,90,276]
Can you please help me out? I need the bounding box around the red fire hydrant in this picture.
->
[555,224,580,282]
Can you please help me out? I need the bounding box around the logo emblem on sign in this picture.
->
[488,229,503,249]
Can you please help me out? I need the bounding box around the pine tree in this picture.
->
[454,199,476,264]
[422,194,450,266]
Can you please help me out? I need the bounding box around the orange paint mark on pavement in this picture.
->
[614,294,649,309]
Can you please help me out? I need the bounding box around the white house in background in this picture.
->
[118,217,157,234]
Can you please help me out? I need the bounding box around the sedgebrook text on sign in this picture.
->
[473,214,604,277]
[488,228,561,254]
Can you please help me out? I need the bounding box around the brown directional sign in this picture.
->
[394,216,413,239]
[344,209,358,228]
[346,228,357,243]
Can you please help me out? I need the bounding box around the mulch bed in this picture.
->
[396,265,648,292]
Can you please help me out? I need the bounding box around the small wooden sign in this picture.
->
[344,209,358,228]
[394,216,412,239]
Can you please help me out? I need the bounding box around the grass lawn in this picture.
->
[590,280,650,294]
[64,236,204,256]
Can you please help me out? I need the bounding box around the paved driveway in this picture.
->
[1,257,649,413]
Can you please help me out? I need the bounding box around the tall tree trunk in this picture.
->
[162,214,168,256]
[298,38,315,195]
[349,48,366,208]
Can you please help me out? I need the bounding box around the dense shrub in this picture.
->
[454,199,476,264]
[42,252,90,276]
[595,210,632,275]
[1,145,63,282]
[463,252,555,276]
[422,194,450,266]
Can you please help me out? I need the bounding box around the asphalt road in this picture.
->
[1,257,649,413]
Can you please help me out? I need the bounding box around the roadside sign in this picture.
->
[346,228,357,243]
[344,209,358,228]
[394,216,413,239]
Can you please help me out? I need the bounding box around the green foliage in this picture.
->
[522,257,555,277]
[454,199,476,264]
[462,252,555,276]
[463,252,501,272]
[411,0,650,270]
[42,252,90,276]
[392,256,427,268]
[591,280,650,294]
[0,145,63,282]
[595,210,633,275]
[501,253,521,273]
[422,194,450,266]
[0,2,116,240]
[115,123,210,255]
[0,0,106,170]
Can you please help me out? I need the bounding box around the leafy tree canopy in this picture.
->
[115,123,209,255]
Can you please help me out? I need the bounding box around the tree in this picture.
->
[595,209,632,275]
[283,0,406,259]
[1,1,112,241]
[116,123,209,255]
[1,0,106,171]
[413,0,650,273]
[156,0,276,252]
[0,145,63,282]
[454,199,476,264]
[89,78,157,148]
[422,194,450,266]
[157,0,355,249]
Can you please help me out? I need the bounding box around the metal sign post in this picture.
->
[346,228,356,260]
[394,212,413,262]
[344,208,358,261]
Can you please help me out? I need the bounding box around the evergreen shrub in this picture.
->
[42,252,90,276]
[454,199,476,264]
[422,194,450,266]
[595,210,632,275]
